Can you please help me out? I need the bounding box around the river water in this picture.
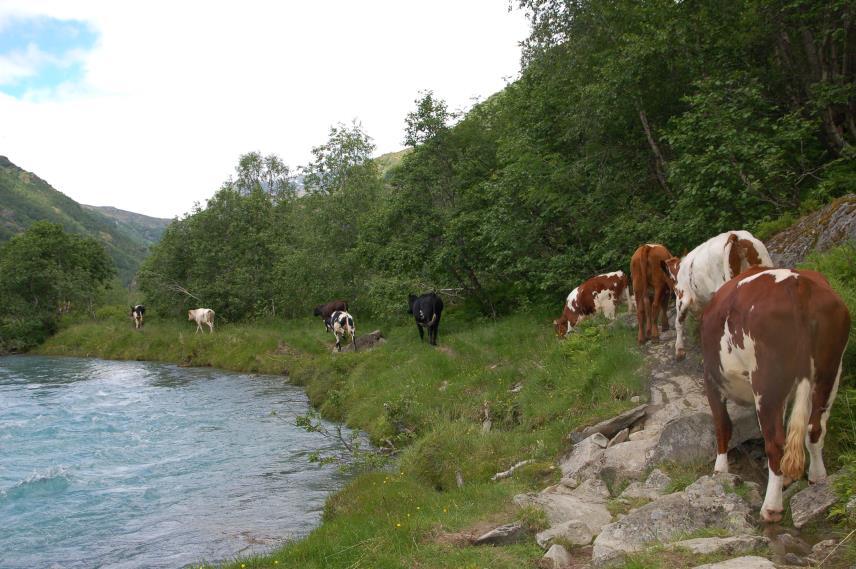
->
[0,356,354,569]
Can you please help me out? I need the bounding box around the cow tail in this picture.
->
[781,379,811,480]
[426,313,438,327]
[638,245,651,300]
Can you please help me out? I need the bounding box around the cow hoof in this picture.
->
[675,350,686,361]
[760,508,784,523]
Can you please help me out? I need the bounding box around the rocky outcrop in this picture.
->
[766,194,856,267]
[472,523,525,546]
[591,474,761,563]
[559,330,760,483]
[542,544,571,568]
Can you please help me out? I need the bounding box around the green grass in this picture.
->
[38,309,645,568]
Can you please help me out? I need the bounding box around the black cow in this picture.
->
[408,292,444,346]
[313,300,349,331]
[130,304,145,329]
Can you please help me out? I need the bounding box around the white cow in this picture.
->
[188,308,215,334]
[662,230,773,360]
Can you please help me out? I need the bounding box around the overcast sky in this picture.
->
[0,1,529,218]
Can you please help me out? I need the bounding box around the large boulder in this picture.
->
[592,474,760,563]
[337,330,385,353]
[765,194,856,267]
[666,536,769,555]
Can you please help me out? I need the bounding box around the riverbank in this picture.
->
[39,310,648,567]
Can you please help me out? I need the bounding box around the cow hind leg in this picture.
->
[649,291,662,341]
[417,324,424,342]
[807,359,843,483]
[635,293,649,344]
[658,288,670,332]
[757,391,788,522]
[704,377,733,474]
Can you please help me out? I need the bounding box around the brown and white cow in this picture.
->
[630,244,673,344]
[662,231,774,360]
[188,308,215,334]
[554,271,632,338]
[700,267,850,522]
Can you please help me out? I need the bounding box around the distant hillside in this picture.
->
[83,205,171,247]
[0,156,164,283]
[373,148,411,177]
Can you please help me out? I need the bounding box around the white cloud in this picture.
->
[0,1,529,218]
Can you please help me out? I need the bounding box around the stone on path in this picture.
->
[691,556,776,569]
[592,474,760,563]
[542,543,571,568]
[789,479,837,528]
[471,523,525,546]
[666,536,769,556]
[619,468,672,500]
[516,478,612,549]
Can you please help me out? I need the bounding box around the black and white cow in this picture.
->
[130,304,145,329]
[408,292,444,346]
[326,310,356,352]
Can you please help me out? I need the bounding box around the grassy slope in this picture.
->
[39,309,646,568]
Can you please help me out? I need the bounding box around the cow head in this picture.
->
[313,305,322,317]
[661,257,680,289]
[187,310,194,321]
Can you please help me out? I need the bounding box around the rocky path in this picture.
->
[478,319,848,568]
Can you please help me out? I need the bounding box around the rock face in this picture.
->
[765,194,856,267]
[560,331,761,482]
[789,479,838,528]
[591,474,760,563]
[620,468,672,500]
[691,556,777,569]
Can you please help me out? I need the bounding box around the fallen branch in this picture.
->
[491,460,535,481]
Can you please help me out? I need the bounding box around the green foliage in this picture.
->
[0,222,114,351]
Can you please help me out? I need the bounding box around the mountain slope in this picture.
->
[0,156,166,283]
[83,205,171,247]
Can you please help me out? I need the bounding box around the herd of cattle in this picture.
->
[126,228,850,523]
[553,229,850,523]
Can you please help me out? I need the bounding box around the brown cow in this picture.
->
[700,267,850,522]
[630,244,673,344]
[554,271,633,338]
[314,300,349,331]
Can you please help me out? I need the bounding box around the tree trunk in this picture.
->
[638,109,672,195]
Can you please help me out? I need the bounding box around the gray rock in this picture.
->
[537,520,594,548]
[692,557,776,569]
[472,523,525,546]
[543,544,572,569]
[846,495,856,515]
[651,408,760,466]
[608,428,629,447]
[620,468,672,500]
[809,539,837,563]
[667,536,768,556]
[570,404,647,444]
[790,480,837,528]
[775,532,811,555]
[630,395,642,403]
[559,433,608,478]
[783,552,808,566]
[592,474,758,562]
[766,194,856,267]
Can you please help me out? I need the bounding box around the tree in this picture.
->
[302,121,375,195]
[0,222,114,350]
